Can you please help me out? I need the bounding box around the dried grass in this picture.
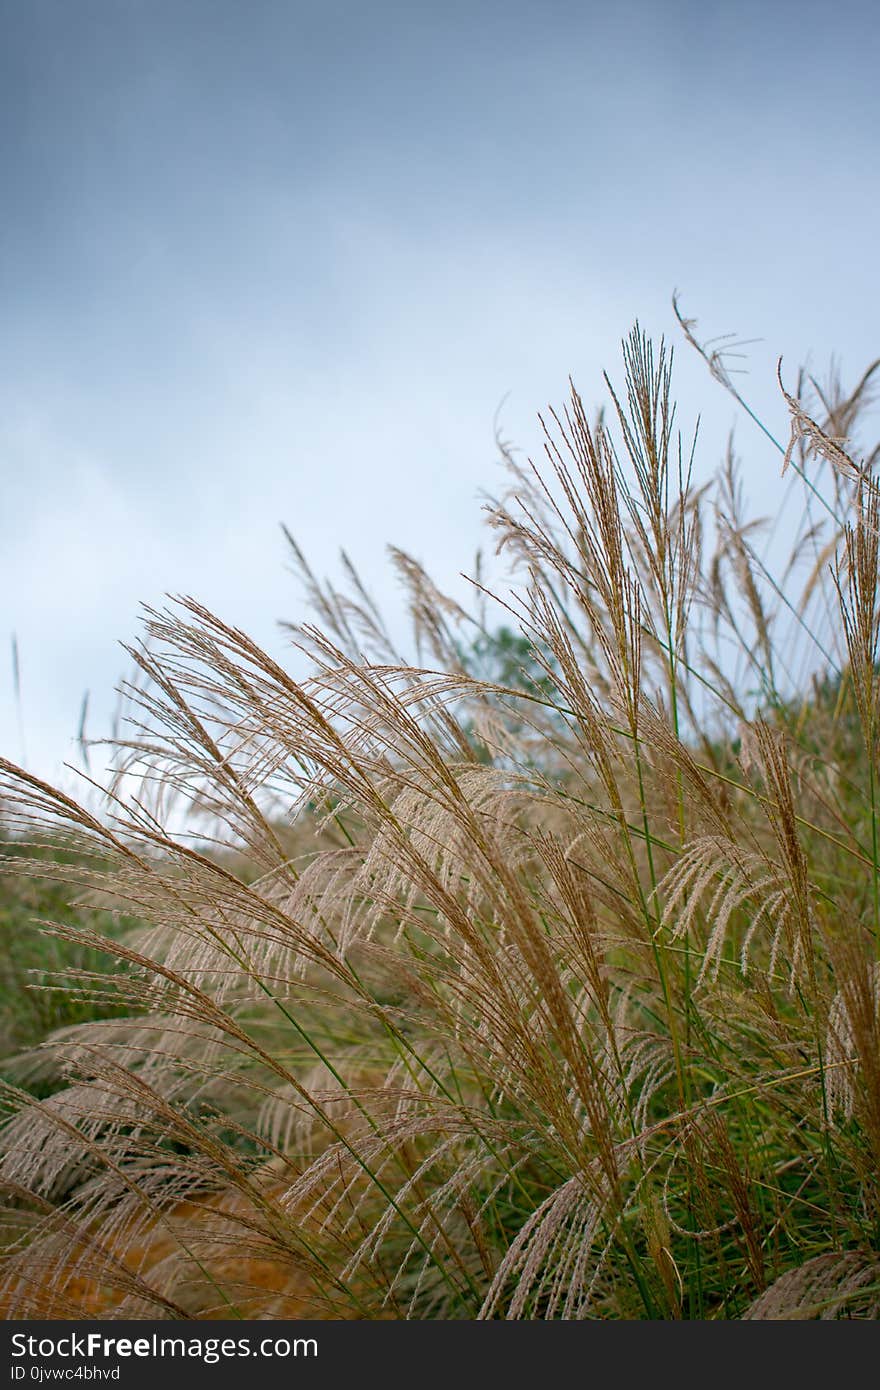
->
[2,317,879,1319]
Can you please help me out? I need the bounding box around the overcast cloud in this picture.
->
[2,0,878,784]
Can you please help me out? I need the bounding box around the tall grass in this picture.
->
[1,319,879,1319]
[0,837,138,1061]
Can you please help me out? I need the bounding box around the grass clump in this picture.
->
[1,318,879,1319]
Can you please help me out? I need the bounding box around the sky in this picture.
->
[1,0,879,787]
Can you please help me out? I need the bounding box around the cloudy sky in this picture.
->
[2,0,878,785]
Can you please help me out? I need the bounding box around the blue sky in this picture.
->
[2,0,878,783]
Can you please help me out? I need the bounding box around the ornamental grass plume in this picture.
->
[1,319,879,1319]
